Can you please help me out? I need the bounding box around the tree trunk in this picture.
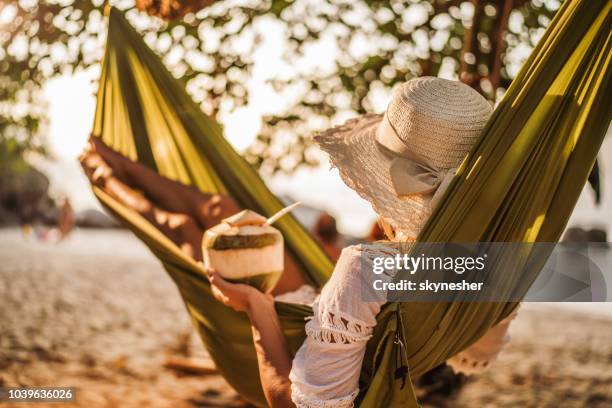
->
[489,0,515,99]
[460,0,484,90]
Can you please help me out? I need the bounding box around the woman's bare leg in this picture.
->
[81,150,203,260]
[85,138,306,293]
[90,137,236,230]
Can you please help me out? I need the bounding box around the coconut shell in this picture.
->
[202,209,284,293]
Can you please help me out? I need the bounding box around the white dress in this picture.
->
[276,245,516,408]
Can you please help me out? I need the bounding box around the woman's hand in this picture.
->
[205,268,274,313]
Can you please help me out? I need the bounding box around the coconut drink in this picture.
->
[202,203,299,293]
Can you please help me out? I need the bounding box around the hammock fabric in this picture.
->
[91,0,611,406]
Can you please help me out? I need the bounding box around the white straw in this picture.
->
[266,202,301,225]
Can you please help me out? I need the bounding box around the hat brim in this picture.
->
[315,114,433,236]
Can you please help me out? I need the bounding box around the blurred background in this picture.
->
[0,0,610,407]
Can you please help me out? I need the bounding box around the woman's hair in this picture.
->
[377,217,416,242]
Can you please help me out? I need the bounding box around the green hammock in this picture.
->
[90,0,611,406]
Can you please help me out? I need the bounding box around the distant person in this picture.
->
[18,205,35,241]
[57,197,75,240]
[20,223,33,240]
[313,212,342,261]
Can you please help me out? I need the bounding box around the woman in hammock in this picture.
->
[82,77,515,408]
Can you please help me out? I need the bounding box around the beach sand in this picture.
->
[1,229,611,407]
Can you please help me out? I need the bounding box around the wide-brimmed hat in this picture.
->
[315,77,492,236]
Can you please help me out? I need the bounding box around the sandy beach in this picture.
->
[1,228,611,407]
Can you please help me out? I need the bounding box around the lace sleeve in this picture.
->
[289,245,384,408]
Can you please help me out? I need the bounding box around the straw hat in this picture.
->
[315,77,492,236]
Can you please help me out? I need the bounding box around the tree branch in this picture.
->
[489,0,514,98]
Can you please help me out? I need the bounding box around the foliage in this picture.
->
[0,0,561,174]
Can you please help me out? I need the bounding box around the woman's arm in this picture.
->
[248,293,295,408]
[206,270,296,408]
[208,248,376,408]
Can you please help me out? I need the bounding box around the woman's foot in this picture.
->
[79,146,114,189]
[89,136,133,184]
